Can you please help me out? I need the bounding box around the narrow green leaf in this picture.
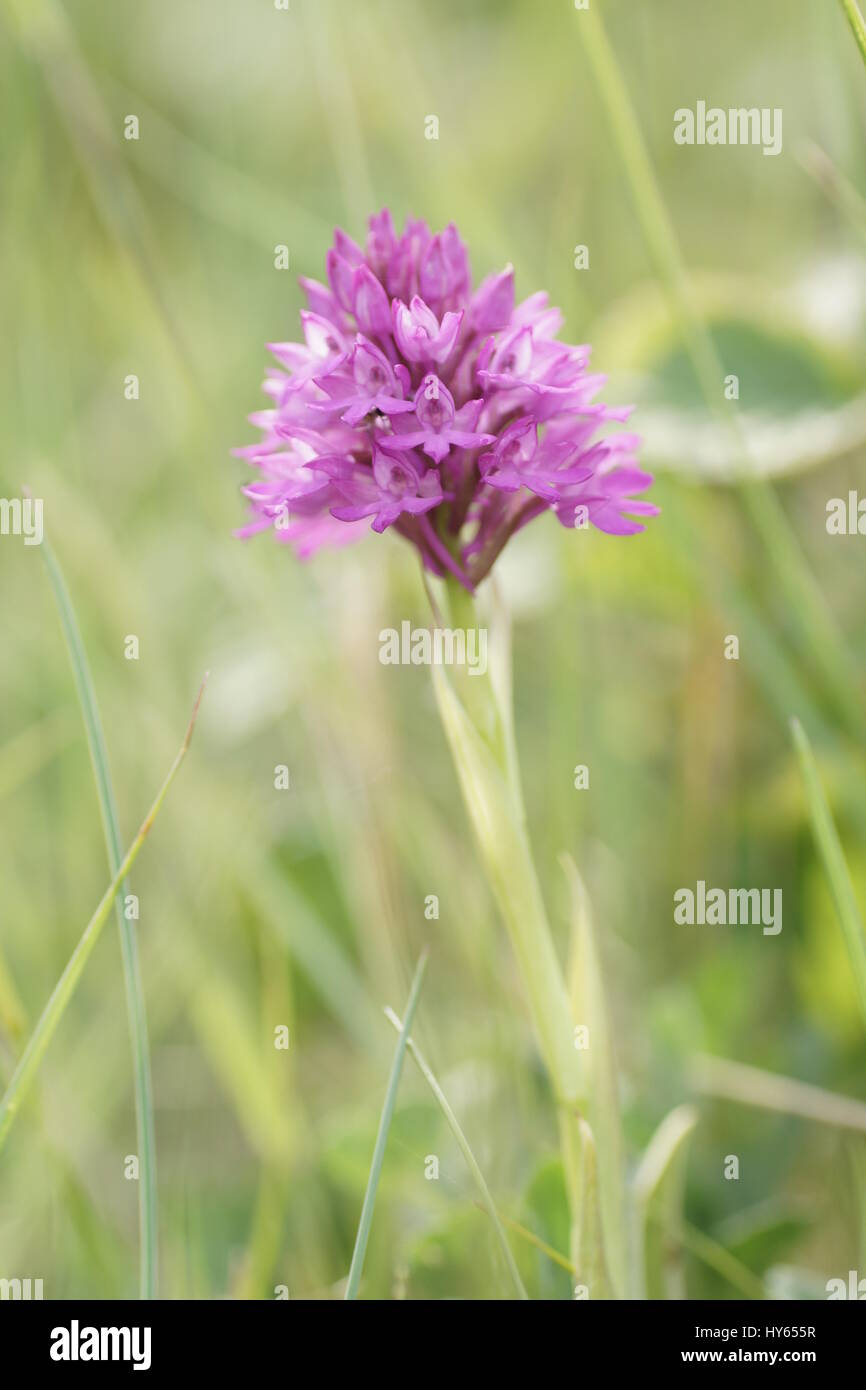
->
[693,1053,866,1133]
[573,1117,612,1299]
[0,681,205,1155]
[488,1199,760,1301]
[39,534,159,1299]
[839,0,866,67]
[384,1005,528,1300]
[486,1208,575,1275]
[561,854,626,1296]
[344,952,428,1300]
[848,1140,866,1274]
[677,1221,766,1301]
[633,1104,698,1299]
[245,863,381,1055]
[715,1201,811,1276]
[430,578,587,1279]
[791,717,866,1025]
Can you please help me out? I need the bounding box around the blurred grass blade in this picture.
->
[344,952,428,1300]
[305,0,376,229]
[487,1209,575,1275]
[190,977,294,1163]
[384,1005,528,1300]
[246,864,381,1055]
[839,0,866,65]
[562,853,625,1295]
[39,534,159,1300]
[692,1054,866,1132]
[791,717,866,1024]
[849,1140,866,1274]
[0,0,200,395]
[574,1117,612,1299]
[575,8,860,734]
[101,77,332,252]
[677,1220,766,1301]
[633,1104,698,1300]
[0,680,206,1155]
[799,141,866,251]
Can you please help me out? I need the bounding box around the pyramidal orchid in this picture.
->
[235,213,655,1296]
[235,210,657,589]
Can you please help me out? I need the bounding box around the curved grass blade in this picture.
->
[344,952,428,1300]
[384,1005,528,1300]
[791,717,866,1025]
[0,680,206,1155]
[39,534,159,1299]
[839,0,866,66]
[633,1104,698,1300]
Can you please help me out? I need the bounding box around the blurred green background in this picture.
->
[2,0,866,1299]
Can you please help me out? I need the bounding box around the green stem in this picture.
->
[40,538,159,1300]
[431,577,589,1279]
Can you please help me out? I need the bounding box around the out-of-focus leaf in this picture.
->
[407,1208,496,1301]
[596,273,866,480]
[562,854,626,1296]
[713,1201,812,1274]
[677,1221,766,1300]
[522,1158,572,1300]
[190,975,294,1164]
[573,1117,612,1299]
[792,717,866,1028]
[848,1139,866,1274]
[633,1104,698,1300]
[244,863,382,1056]
[692,1053,866,1132]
